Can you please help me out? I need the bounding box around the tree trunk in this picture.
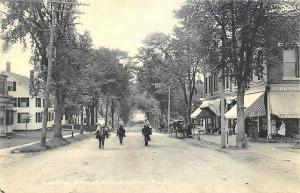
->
[105,97,109,127]
[54,93,63,139]
[90,105,95,128]
[95,106,98,124]
[111,99,115,129]
[86,107,90,128]
[80,108,83,134]
[236,85,247,148]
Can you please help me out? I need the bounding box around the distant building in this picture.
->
[1,62,55,131]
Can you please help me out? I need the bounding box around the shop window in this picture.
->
[7,81,16,91]
[283,48,299,78]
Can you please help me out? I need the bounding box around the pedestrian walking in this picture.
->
[117,125,126,145]
[142,122,152,146]
[95,121,105,149]
[104,126,110,139]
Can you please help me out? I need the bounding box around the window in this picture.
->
[283,48,299,78]
[18,113,30,123]
[36,98,42,107]
[213,73,219,92]
[36,112,43,123]
[13,98,17,107]
[0,78,5,95]
[17,98,29,107]
[225,76,230,89]
[0,107,4,125]
[6,110,13,125]
[47,112,54,122]
[204,77,208,94]
[7,81,16,91]
[209,75,213,94]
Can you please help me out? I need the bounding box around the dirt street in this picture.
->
[0,132,299,193]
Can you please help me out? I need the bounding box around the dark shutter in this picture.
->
[26,98,29,107]
[18,113,20,123]
[17,98,20,107]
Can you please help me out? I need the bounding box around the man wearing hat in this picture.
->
[95,120,105,149]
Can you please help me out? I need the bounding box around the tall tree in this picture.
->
[176,0,299,148]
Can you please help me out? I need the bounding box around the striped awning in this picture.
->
[245,93,265,117]
[191,107,202,119]
[200,99,220,116]
[225,92,265,119]
[270,92,300,118]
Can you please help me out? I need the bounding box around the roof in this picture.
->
[1,71,30,88]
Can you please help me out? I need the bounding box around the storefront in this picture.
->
[267,85,300,138]
[225,92,266,138]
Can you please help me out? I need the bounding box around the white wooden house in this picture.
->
[1,63,55,131]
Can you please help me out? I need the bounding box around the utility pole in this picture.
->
[167,85,171,134]
[41,0,89,146]
[220,69,227,148]
[41,1,56,146]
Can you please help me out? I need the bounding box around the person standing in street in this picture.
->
[95,121,105,149]
[142,122,152,146]
[117,125,126,145]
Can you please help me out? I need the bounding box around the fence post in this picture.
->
[72,124,74,138]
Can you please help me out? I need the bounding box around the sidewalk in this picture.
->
[198,133,295,149]
[0,129,80,149]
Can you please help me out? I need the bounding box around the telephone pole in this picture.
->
[41,1,56,146]
[41,0,89,146]
[167,85,171,134]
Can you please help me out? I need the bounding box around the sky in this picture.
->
[0,0,186,77]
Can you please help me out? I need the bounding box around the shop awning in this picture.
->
[225,92,265,119]
[200,99,220,116]
[270,92,300,118]
[245,93,265,117]
[191,107,202,119]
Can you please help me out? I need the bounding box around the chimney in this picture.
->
[6,62,11,72]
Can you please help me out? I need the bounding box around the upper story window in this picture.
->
[204,77,208,94]
[36,98,42,107]
[7,81,16,91]
[225,76,230,89]
[213,73,219,92]
[283,48,299,79]
[17,98,29,107]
